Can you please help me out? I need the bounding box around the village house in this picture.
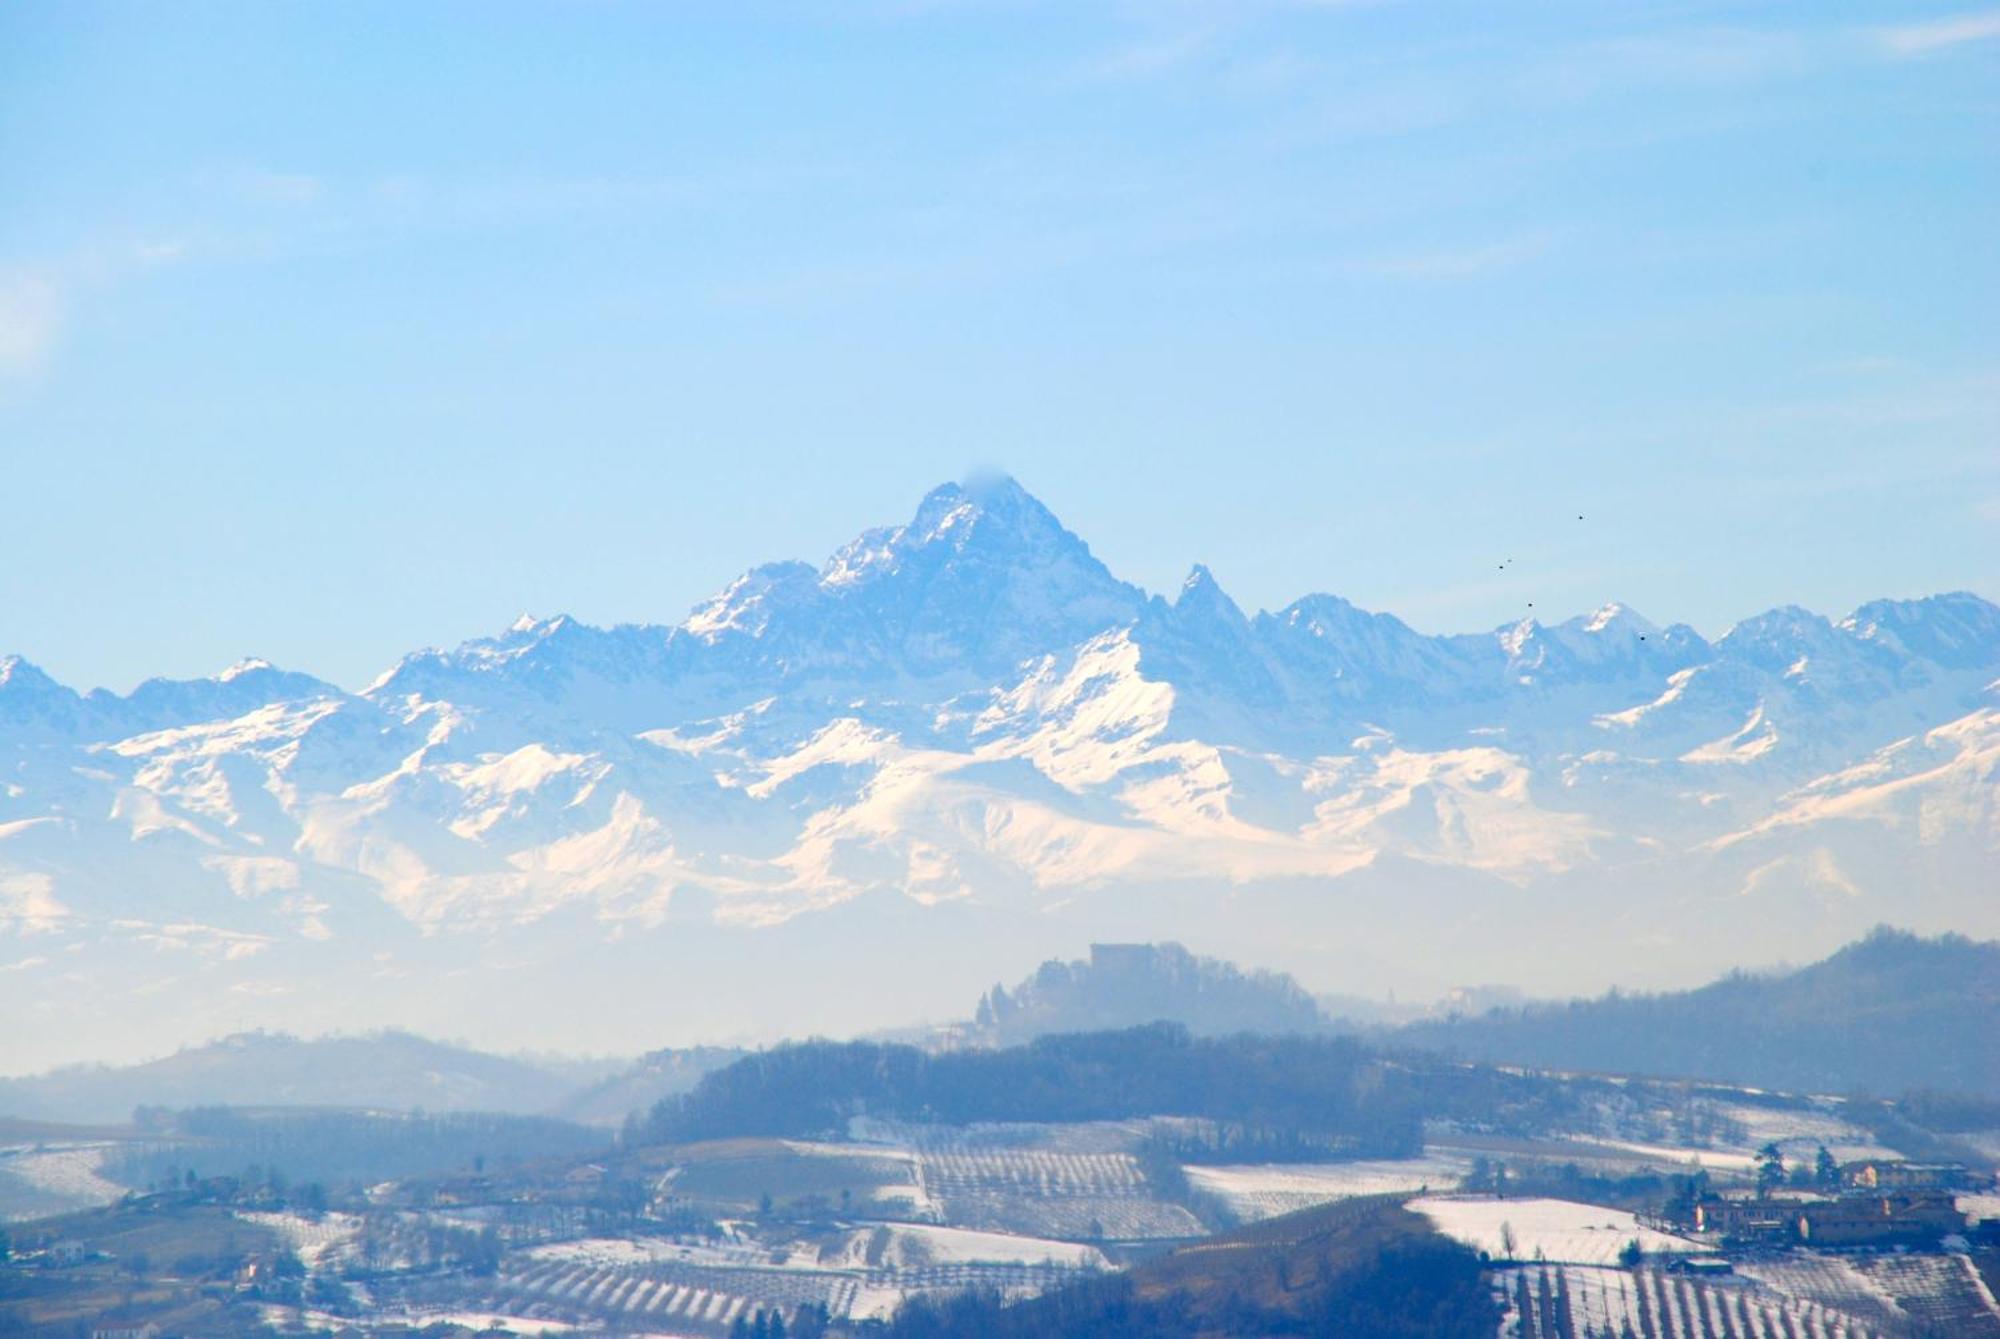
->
[1840,1160,1975,1192]
[1797,1192,1965,1248]
[91,1324,160,1339]
[1694,1192,1801,1242]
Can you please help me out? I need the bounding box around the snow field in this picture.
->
[1959,1192,2000,1224]
[235,1209,363,1267]
[846,1223,1106,1269]
[1854,1254,2000,1337]
[1567,1136,1759,1173]
[1954,1129,2000,1162]
[1709,1103,1898,1163]
[0,1142,125,1211]
[1184,1155,1472,1222]
[526,1237,735,1268]
[915,1144,1201,1239]
[484,1258,841,1329]
[919,1147,1147,1196]
[387,1314,580,1336]
[1411,1196,1705,1266]
[931,1190,1202,1241]
[474,1251,1091,1329]
[1732,1255,1911,1331]
[1498,1264,1893,1339]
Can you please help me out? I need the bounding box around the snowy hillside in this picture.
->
[2,477,1994,1068]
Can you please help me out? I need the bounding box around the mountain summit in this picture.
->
[1,477,1994,1067]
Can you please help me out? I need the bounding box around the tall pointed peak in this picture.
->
[959,468,1035,508]
[906,472,1066,545]
[0,654,65,693]
[1171,564,1249,637]
[1176,562,1236,606]
[818,474,1109,594]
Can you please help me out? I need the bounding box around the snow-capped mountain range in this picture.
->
[3,477,1996,1070]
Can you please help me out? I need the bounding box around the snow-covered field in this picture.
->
[526,1237,752,1269]
[482,1249,1090,1331]
[915,1143,1200,1240]
[1185,1155,1471,1222]
[833,1224,1105,1270]
[1730,1251,2000,1336]
[487,1258,828,1330]
[374,1311,586,1336]
[778,1138,942,1217]
[236,1210,364,1267]
[1411,1196,1705,1265]
[1565,1136,1760,1173]
[1733,1255,1912,1332]
[1498,1264,1899,1339]
[0,1143,125,1219]
[1956,1129,2000,1162]
[920,1147,1148,1198]
[1959,1192,2000,1225]
[1707,1102,1898,1163]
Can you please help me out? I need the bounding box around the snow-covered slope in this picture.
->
[2,478,1994,1069]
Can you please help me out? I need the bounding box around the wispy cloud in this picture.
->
[1880,9,2000,54]
[0,272,65,379]
[0,239,189,382]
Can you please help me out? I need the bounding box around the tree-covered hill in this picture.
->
[0,1030,595,1124]
[884,1194,1498,1338]
[1396,927,2000,1097]
[967,942,1328,1045]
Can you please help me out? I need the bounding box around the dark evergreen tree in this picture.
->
[1813,1144,1839,1190]
[1754,1142,1784,1196]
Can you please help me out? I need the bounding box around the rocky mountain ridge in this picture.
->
[2,476,1993,1068]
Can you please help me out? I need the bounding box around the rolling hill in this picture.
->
[1396,927,2000,1097]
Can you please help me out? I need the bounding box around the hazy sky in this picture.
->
[2,2,1995,693]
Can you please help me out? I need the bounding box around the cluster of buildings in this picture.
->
[1687,1160,1987,1250]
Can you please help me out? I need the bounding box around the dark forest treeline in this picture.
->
[638,1023,1608,1152]
[641,1025,1417,1151]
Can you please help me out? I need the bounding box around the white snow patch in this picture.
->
[1185,1156,1472,1222]
[1411,1195,1705,1265]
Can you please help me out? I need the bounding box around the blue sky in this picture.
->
[2,1,1995,692]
